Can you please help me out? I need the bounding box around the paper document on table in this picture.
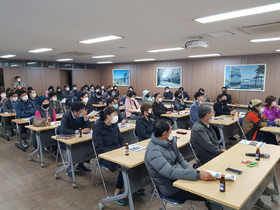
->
[22,118,31,121]
[204,170,236,181]
[84,131,93,136]
[88,110,99,117]
[239,140,265,148]
[118,124,132,128]
[214,117,227,120]
[128,144,146,152]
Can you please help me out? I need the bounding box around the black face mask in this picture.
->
[42,104,49,109]
[222,91,227,94]
[222,100,227,104]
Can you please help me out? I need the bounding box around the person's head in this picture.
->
[9,92,18,101]
[56,86,62,92]
[128,91,136,100]
[48,92,57,101]
[107,97,119,109]
[16,84,21,90]
[174,90,182,99]
[27,86,33,93]
[64,84,70,91]
[154,93,162,103]
[72,84,77,91]
[29,89,36,99]
[248,99,266,112]
[128,86,133,91]
[198,88,205,94]
[95,85,101,92]
[17,90,28,102]
[90,84,95,90]
[79,92,89,104]
[80,87,86,92]
[15,76,21,82]
[48,86,54,91]
[36,96,49,109]
[221,87,227,94]
[198,104,215,123]
[217,94,227,104]
[194,92,204,102]
[106,86,111,91]
[71,101,86,118]
[143,90,151,98]
[264,95,277,107]
[0,91,6,99]
[101,84,105,89]
[153,119,172,141]
[99,107,118,124]
[96,90,102,97]
[140,103,152,117]
[165,86,170,92]
[83,84,89,90]
[113,85,118,91]
[179,87,184,92]
[110,90,116,97]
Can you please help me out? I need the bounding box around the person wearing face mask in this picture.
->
[191,104,226,165]
[199,88,210,102]
[49,92,62,114]
[145,119,218,210]
[113,85,120,97]
[135,103,154,141]
[91,85,100,98]
[62,84,73,108]
[79,92,94,119]
[242,99,279,145]
[142,90,154,105]
[35,96,57,122]
[101,84,106,95]
[60,101,92,175]
[128,86,134,92]
[173,90,188,111]
[179,87,190,101]
[45,86,54,98]
[56,86,62,101]
[70,84,79,98]
[152,93,173,121]
[3,92,18,137]
[13,76,26,88]
[28,89,38,108]
[0,91,7,108]
[163,86,173,99]
[190,92,205,127]
[124,91,140,120]
[102,86,113,99]
[90,84,95,92]
[107,97,125,124]
[214,94,236,117]
[263,95,280,121]
[216,87,231,104]
[91,90,104,105]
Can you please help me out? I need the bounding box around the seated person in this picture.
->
[152,93,173,122]
[263,95,280,121]
[107,97,125,123]
[49,91,62,113]
[242,99,279,145]
[91,90,103,105]
[70,84,79,98]
[124,91,140,120]
[113,85,120,97]
[102,86,112,99]
[56,86,62,101]
[35,96,56,121]
[14,76,26,88]
[142,90,153,105]
[190,104,225,165]
[128,86,133,91]
[0,91,7,108]
[179,87,190,100]
[216,87,231,104]
[214,94,236,116]
[144,119,216,209]
[45,86,54,98]
[173,90,188,111]
[28,89,38,108]
[62,84,73,108]
[60,101,92,175]
[91,85,100,97]
[92,107,129,206]
[3,91,18,113]
[199,88,209,102]
[190,91,204,127]
[135,103,154,141]
[163,86,173,99]
[79,92,94,119]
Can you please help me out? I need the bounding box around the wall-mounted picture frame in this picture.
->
[113,69,130,86]
[224,64,266,91]
[156,67,182,88]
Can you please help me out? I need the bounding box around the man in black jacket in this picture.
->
[214,94,236,117]
[61,101,92,175]
[152,93,174,125]
[216,87,231,104]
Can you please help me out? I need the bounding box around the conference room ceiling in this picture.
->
[0,0,280,64]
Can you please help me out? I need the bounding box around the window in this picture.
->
[42,62,56,68]
[5,61,23,67]
[25,62,41,67]
[86,64,97,69]
[73,64,85,69]
[58,63,72,68]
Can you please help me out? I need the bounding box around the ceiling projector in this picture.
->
[185,40,209,48]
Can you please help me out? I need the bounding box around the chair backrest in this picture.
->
[55,125,61,135]
[189,142,201,168]
[133,129,139,142]
[237,117,247,140]
[29,116,34,125]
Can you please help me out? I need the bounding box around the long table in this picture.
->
[174,143,280,210]
[0,112,16,140]
[161,111,190,130]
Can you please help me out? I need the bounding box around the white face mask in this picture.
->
[22,95,28,101]
[272,102,277,107]
[12,97,18,102]
[31,93,36,98]
[111,87,113,90]
[96,89,100,92]
[131,97,135,101]
[66,88,70,91]
[73,87,77,90]
[168,130,174,141]
[52,97,57,101]
[129,88,133,91]
[166,89,170,92]
[111,115,118,124]
[83,98,89,103]
[114,87,117,90]
[209,115,215,122]
[58,89,61,91]
[91,87,94,90]
[102,86,104,89]
[158,98,163,102]
[1,94,6,98]
[260,107,265,112]
[17,78,21,82]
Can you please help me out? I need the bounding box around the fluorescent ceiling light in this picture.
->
[92,55,116,58]
[56,58,73,61]
[276,49,280,52]
[195,3,280,23]
[134,58,156,62]
[250,37,280,42]
[147,47,184,53]
[28,48,53,53]
[0,54,16,58]
[26,62,38,64]
[10,65,18,67]
[79,35,122,44]
[96,61,113,64]
[188,53,221,58]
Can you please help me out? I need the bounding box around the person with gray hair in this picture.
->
[190,104,226,165]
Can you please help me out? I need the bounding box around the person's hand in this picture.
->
[221,148,226,152]
[185,108,190,111]
[230,111,236,116]
[274,119,280,124]
[45,121,51,126]
[82,128,91,133]
[166,111,171,114]
[121,120,126,125]
[81,110,87,119]
[200,171,216,181]
[87,115,95,119]
[99,101,103,105]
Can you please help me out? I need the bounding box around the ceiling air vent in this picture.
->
[59,51,93,56]
[239,22,280,35]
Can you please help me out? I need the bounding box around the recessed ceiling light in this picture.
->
[56,58,73,61]
[0,54,17,58]
[92,55,116,58]
[79,35,122,44]
[250,37,280,42]
[195,3,280,23]
[134,58,156,62]
[147,47,184,53]
[96,61,113,64]
[28,48,53,53]
[276,49,280,52]
[188,54,221,58]
[26,62,38,64]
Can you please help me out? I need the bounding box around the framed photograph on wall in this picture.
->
[113,69,130,86]
[156,67,182,88]
[224,64,266,91]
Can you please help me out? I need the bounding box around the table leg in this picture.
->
[1,117,10,140]
[216,125,226,148]
[37,132,44,167]
[15,123,26,151]
[29,132,39,160]
[55,148,71,175]
[273,167,279,194]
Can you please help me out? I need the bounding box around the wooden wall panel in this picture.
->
[72,70,86,89]
[60,70,69,89]
[85,69,101,87]
[44,68,60,93]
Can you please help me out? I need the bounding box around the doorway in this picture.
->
[60,70,72,88]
